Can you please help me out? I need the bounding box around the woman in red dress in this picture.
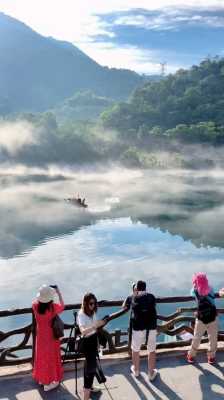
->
[32,284,64,391]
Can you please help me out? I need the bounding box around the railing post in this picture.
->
[114,329,121,347]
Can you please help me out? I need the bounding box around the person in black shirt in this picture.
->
[123,280,157,381]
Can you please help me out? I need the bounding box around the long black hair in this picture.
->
[82,293,98,317]
[37,301,53,314]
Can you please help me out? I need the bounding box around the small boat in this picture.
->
[65,198,88,208]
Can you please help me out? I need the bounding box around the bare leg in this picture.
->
[148,351,156,375]
[132,350,140,373]
[84,388,90,400]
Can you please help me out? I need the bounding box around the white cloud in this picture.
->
[114,11,224,31]
[0,0,223,42]
[114,14,177,31]
[78,41,183,74]
[0,0,223,73]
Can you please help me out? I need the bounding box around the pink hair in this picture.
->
[192,272,210,296]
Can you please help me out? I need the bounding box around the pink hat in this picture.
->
[192,272,210,296]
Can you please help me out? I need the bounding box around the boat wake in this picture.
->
[89,197,120,213]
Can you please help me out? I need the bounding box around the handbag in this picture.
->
[52,315,64,339]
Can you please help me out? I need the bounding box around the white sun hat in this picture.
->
[36,284,55,303]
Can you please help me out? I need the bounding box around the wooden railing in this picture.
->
[0,295,224,366]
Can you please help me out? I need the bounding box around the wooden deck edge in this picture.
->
[1,342,224,380]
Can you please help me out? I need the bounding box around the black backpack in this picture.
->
[132,293,156,330]
[196,292,217,324]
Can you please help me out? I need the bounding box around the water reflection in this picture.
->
[1,166,224,309]
[2,167,224,259]
[1,217,224,310]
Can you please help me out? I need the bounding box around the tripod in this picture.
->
[63,311,80,396]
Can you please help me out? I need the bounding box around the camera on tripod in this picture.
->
[62,311,83,395]
[68,329,85,355]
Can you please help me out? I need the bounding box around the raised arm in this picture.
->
[54,286,65,313]
[56,287,64,306]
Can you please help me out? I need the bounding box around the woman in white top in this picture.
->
[78,293,105,400]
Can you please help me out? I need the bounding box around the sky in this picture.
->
[0,0,224,74]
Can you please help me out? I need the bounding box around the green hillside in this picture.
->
[2,55,224,169]
[0,12,145,113]
[101,57,224,145]
[53,91,115,122]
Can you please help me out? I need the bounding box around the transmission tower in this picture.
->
[160,62,167,76]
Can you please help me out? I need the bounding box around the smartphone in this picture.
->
[50,285,57,289]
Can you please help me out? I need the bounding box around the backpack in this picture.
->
[195,292,217,324]
[131,293,156,330]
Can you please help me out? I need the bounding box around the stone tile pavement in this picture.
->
[0,352,224,400]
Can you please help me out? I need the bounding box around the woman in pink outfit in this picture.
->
[187,273,218,364]
[32,284,64,391]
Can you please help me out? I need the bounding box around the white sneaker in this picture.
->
[130,365,140,377]
[149,369,158,382]
[44,381,59,391]
[91,386,101,393]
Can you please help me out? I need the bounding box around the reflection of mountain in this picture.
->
[1,209,95,259]
[0,13,145,114]
[2,168,224,259]
[0,172,98,258]
[134,189,224,249]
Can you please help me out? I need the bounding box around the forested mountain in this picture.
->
[101,57,224,144]
[2,16,224,171]
[52,91,115,122]
[0,12,145,114]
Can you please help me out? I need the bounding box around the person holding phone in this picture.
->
[77,293,106,400]
[32,284,64,391]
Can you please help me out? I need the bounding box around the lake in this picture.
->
[1,165,224,329]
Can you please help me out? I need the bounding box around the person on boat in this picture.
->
[32,285,64,391]
[76,194,82,204]
[81,198,86,206]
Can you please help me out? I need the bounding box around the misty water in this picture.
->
[1,165,224,333]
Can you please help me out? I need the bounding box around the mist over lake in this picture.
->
[1,165,224,310]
